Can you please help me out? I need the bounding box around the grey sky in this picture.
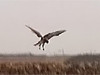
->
[0,0,100,55]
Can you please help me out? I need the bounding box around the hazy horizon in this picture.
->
[0,0,100,55]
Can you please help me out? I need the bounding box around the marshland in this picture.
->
[0,54,99,75]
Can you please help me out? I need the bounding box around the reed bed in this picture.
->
[0,61,99,75]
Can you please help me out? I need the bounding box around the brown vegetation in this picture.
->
[0,61,99,75]
[0,54,99,75]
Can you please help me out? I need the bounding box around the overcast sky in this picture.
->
[0,0,100,55]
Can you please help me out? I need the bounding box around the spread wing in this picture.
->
[44,30,66,40]
[25,25,42,38]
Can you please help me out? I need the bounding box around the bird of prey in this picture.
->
[25,25,66,50]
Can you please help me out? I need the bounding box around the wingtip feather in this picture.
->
[25,25,29,28]
[62,30,66,32]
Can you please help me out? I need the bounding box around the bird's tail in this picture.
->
[34,41,41,46]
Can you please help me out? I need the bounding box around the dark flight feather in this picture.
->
[25,25,42,38]
[44,30,66,39]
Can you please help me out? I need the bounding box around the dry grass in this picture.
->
[0,54,99,75]
[0,61,99,75]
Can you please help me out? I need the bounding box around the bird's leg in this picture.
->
[39,44,41,50]
[42,43,45,50]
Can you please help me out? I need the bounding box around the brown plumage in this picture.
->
[25,25,66,50]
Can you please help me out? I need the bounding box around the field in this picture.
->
[0,54,100,75]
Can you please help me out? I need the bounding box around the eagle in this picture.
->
[25,25,66,50]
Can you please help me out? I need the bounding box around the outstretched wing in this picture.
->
[44,30,66,40]
[25,25,42,38]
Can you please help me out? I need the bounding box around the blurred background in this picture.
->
[0,0,100,55]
